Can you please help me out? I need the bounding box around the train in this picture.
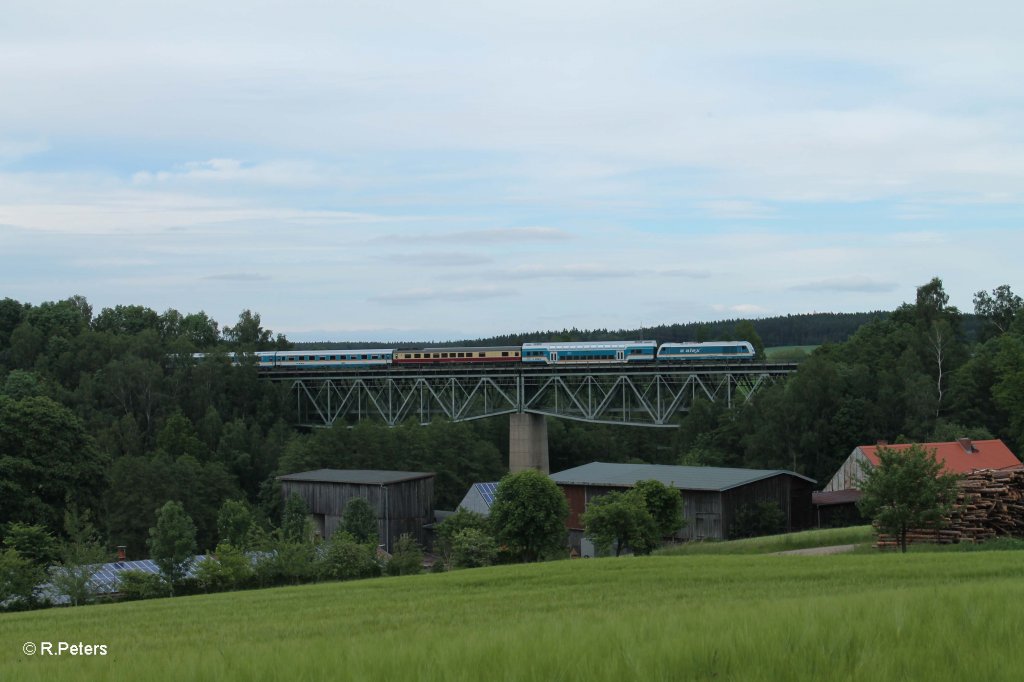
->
[200,340,756,369]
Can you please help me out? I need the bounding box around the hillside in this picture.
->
[3,551,1023,681]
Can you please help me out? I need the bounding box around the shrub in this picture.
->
[252,541,318,587]
[435,509,491,570]
[117,570,169,601]
[385,534,423,576]
[194,542,254,592]
[0,548,44,611]
[452,528,498,568]
[319,533,381,581]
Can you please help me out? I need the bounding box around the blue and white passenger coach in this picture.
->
[521,340,657,364]
[262,349,396,368]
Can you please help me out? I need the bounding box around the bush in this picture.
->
[435,509,491,571]
[731,502,787,539]
[252,541,318,587]
[385,534,423,576]
[194,542,254,593]
[0,548,44,611]
[117,570,169,601]
[452,528,498,568]
[319,533,381,581]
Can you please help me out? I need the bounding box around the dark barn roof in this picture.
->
[550,462,815,492]
[279,469,435,485]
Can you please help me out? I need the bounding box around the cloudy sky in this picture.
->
[2,1,1022,341]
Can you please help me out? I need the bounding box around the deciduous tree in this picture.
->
[857,445,959,553]
[582,490,658,556]
[341,497,378,545]
[148,501,197,591]
[489,469,568,562]
[631,480,684,538]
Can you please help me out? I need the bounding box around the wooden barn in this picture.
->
[549,462,815,554]
[279,469,435,552]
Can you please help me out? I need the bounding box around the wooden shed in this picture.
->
[550,462,815,554]
[279,469,435,552]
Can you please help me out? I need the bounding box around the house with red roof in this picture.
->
[813,438,1022,527]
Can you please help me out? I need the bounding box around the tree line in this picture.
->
[1,277,1022,573]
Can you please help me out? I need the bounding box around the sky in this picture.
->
[1,1,1022,342]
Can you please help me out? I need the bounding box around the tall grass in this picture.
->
[3,551,1023,681]
[658,525,875,555]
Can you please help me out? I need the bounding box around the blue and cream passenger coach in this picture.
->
[522,340,657,364]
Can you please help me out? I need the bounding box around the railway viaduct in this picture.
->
[262,362,796,474]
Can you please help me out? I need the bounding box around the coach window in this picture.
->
[501,352,509,357]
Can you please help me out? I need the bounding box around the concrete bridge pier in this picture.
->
[509,412,549,474]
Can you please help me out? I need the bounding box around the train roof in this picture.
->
[658,341,753,347]
[416,346,521,352]
[522,340,656,350]
[274,348,397,355]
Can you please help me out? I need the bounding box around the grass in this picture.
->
[657,525,875,555]
[4,548,1024,681]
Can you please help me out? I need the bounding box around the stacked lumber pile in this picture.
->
[875,468,1024,549]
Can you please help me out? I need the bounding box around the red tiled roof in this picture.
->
[858,440,1021,475]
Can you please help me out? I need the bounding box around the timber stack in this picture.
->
[875,468,1024,549]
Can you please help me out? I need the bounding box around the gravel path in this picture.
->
[773,544,858,556]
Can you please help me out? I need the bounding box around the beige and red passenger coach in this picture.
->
[392,346,521,365]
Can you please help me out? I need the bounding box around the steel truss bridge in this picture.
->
[264,363,797,429]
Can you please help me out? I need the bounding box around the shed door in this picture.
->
[694,513,722,540]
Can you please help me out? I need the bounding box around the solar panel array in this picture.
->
[476,482,499,507]
[41,555,208,605]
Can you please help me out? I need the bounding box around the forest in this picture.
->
[0,278,1022,559]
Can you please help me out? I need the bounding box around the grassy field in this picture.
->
[3,548,1024,681]
[657,525,875,555]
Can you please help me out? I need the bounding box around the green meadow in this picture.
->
[3,548,1024,682]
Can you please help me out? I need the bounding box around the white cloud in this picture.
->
[368,286,514,304]
[1,1,1023,338]
[203,272,273,282]
[498,264,636,280]
[789,277,898,293]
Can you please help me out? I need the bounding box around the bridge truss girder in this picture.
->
[522,370,776,426]
[280,367,789,428]
[289,373,521,427]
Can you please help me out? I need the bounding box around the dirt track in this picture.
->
[773,544,858,556]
